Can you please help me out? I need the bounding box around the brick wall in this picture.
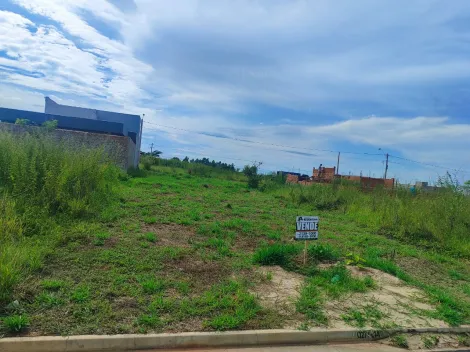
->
[0,123,135,169]
[312,166,336,181]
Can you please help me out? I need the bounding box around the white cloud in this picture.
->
[1,0,470,183]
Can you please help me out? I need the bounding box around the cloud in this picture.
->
[1,0,470,183]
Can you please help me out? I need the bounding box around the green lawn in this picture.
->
[2,166,470,335]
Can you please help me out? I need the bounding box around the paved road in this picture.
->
[135,343,404,352]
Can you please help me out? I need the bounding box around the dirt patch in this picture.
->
[381,333,469,350]
[143,223,196,247]
[172,258,231,288]
[250,266,305,329]
[325,266,447,329]
[251,265,448,330]
[113,296,138,309]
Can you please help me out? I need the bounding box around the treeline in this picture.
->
[180,157,237,172]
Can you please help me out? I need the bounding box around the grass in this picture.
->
[1,155,470,335]
[253,243,300,266]
[422,335,439,349]
[391,334,409,349]
[341,304,385,328]
[2,314,29,333]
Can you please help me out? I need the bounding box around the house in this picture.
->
[45,98,142,167]
[0,98,143,168]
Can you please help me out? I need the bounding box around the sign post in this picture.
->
[294,216,319,265]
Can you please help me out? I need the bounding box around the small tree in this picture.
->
[42,119,58,130]
[243,162,263,189]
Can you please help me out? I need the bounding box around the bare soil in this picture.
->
[252,265,448,329]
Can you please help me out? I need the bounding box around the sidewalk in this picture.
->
[136,344,405,352]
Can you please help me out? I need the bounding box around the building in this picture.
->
[45,98,142,167]
[285,163,395,190]
[312,165,336,182]
[0,98,143,168]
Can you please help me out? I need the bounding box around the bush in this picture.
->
[308,243,340,262]
[2,314,29,333]
[253,243,300,266]
[243,164,262,189]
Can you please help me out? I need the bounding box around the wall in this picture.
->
[45,98,142,167]
[0,123,135,170]
[0,107,124,136]
[312,166,336,181]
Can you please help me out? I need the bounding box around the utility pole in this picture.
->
[336,152,341,175]
[150,143,154,153]
[384,153,389,179]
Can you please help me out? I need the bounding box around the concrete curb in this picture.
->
[1,327,469,352]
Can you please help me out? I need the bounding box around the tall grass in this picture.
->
[0,130,119,302]
[273,182,470,257]
[142,157,247,181]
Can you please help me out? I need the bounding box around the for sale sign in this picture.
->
[295,216,319,240]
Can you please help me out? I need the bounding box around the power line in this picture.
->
[143,121,469,176]
[389,155,469,174]
[143,121,383,156]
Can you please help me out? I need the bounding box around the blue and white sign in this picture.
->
[295,216,319,240]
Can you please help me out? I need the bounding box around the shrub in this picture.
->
[70,286,90,303]
[42,120,58,130]
[253,243,300,266]
[308,244,340,262]
[2,314,29,333]
[391,334,409,349]
[243,164,262,189]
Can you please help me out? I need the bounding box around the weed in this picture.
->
[36,292,63,308]
[253,243,300,266]
[137,314,162,328]
[310,265,375,299]
[93,232,111,246]
[341,304,384,328]
[71,286,90,303]
[308,243,339,262]
[142,279,165,294]
[266,272,273,281]
[2,314,29,333]
[296,281,328,325]
[345,252,366,268]
[449,270,467,281]
[422,335,439,349]
[463,284,470,297]
[144,216,157,224]
[391,334,409,349]
[41,279,65,291]
[144,232,158,243]
[458,334,470,346]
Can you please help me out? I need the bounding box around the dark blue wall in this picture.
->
[0,107,124,136]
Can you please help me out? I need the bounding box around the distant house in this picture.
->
[45,98,143,167]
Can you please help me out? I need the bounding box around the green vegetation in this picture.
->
[421,335,439,349]
[1,150,469,335]
[2,314,29,333]
[253,243,300,266]
[391,334,409,349]
[0,130,118,304]
[281,180,470,257]
[341,305,384,328]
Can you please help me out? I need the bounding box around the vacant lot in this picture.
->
[1,160,470,337]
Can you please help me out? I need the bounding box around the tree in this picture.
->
[151,150,162,157]
[243,162,263,189]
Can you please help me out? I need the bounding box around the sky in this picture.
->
[1,0,470,184]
